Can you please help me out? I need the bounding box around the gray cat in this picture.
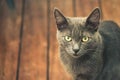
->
[54,7,120,80]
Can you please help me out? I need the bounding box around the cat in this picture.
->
[54,7,120,80]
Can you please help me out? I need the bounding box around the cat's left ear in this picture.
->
[86,8,101,31]
[54,8,68,31]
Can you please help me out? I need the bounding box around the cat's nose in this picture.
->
[73,48,79,53]
[72,44,79,53]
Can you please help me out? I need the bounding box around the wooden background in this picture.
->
[0,0,120,80]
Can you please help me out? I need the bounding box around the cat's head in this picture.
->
[54,8,101,58]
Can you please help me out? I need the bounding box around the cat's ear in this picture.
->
[86,8,101,31]
[54,8,68,30]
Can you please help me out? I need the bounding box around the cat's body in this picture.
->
[97,21,120,80]
[54,8,120,80]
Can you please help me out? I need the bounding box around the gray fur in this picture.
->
[54,8,120,80]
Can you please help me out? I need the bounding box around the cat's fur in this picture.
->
[54,8,120,80]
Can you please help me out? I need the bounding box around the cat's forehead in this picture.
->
[66,17,87,27]
[65,17,87,37]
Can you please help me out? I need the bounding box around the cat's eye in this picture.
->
[64,36,72,42]
[82,36,89,42]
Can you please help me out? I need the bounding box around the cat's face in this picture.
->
[54,8,101,58]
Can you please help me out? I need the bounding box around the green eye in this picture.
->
[64,36,72,42]
[82,36,89,42]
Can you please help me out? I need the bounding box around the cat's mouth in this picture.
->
[71,52,86,58]
[71,52,81,58]
[70,50,87,58]
[73,53,78,56]
[70,48,95,58]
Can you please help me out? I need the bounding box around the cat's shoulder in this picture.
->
[98,20,120,34]
[99,20,120,30]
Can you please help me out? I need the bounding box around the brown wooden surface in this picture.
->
[0,0,120,80]
[18,0,47,80]
[0,0,22,80]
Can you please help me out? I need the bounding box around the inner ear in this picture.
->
[54,8,68,30]
[86,8,101,31]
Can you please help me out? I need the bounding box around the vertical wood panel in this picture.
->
[75,0,99,16]
[46,0,50,80]
[18,0,47,80]
[0,0,22,80]
[101,0,120,24]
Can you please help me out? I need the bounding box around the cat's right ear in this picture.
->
[54,8,68,30]
[86,8,101,32]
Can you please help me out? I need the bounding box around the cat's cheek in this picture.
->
[57,38,66,46]
[88,42,98,49]
[65,46,74,55]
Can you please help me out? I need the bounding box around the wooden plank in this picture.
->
[75,0,99,16]
[101,0,120,24]
[0,0,22,80]
[18,0,47,80]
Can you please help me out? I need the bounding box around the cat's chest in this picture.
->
[65,59,94,75]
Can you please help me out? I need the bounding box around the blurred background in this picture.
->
[0,0,120,80]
